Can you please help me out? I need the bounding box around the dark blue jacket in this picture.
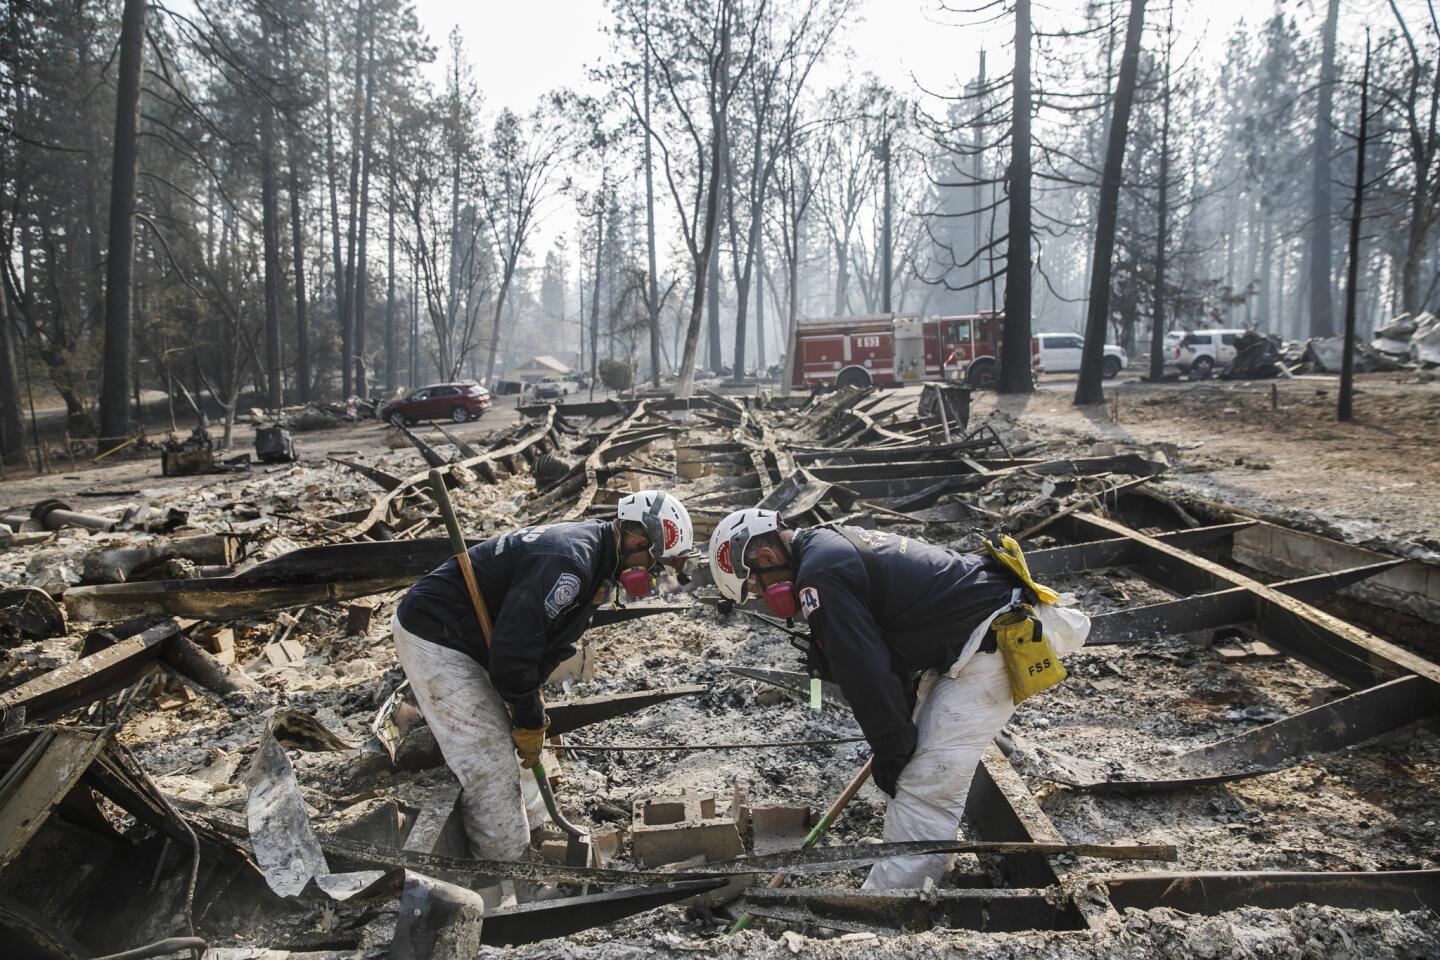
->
[791,526,1018,765]
[397,520,619,727]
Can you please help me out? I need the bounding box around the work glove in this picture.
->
[510,717,550,769]
[872,749,913,799]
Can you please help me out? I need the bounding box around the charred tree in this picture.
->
[999,0,1034,395]
[322,12,345,399]
[590,178,605,397]
[1076,0,1147,406]
[353,27,378,398]
[1149,7,1174,383]
[340,0,369,399]
[1,280,24,465]
[259,15,284,410]
[1307,0,1340,338]
[1339,35,1371,423]
[643,12,662,387]
[286,126,310,404]
[386,119,398,393]
[97,0,146,451]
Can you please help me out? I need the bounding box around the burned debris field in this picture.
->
[2,383,1438,958]
[6,0,1440,956]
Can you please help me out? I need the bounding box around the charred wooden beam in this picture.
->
[1022,523,1255,577]
[482,880,726,946]
[0,728,109,871]
[397,424,449,469]
[330,457,404,492]
[1041,675,1435,792]
[1069,513,1440,690]
[737,886,1087,935]
[432,425,480,459]
[1102,869,1440,915]
[65,572,411,622]
[80,533,240,584]
[1087,560,1405,646]
[0,620,180,722]
[332,408,554,542]
[64,539,479,621]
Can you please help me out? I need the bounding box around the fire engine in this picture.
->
[789,312,1041,390]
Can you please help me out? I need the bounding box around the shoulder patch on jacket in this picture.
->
[544,572,582,619]
[799,586,821,617]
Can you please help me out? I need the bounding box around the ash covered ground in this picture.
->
[3,387,1438,957]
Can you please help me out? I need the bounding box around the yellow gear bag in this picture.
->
[983,533,1060,606]
[992,604,1068,705]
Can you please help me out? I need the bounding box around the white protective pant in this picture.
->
[863,646,1017,890]
[392,614,547,860]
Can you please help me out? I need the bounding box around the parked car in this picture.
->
[381,381,491,426]
[1036,332,1127,379]
[1172,329,1245,377]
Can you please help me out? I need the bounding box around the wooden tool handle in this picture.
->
[730,757,874,932]
[427,469,493,648]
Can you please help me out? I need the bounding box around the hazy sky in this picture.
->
[404,0,1407,273]
[408,0,1399,115]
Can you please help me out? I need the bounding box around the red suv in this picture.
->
[381,381,492,426]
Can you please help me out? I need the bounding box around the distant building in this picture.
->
[506,355,573,383]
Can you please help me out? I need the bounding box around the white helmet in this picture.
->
[707,508,783,602]
[617,490,694,567]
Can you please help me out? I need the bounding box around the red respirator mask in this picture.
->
[618,565,656,600]
[762,581,799,619]
[746,555,799,620]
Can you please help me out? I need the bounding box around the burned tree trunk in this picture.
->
[590,184,605,396]
[1,281,24,465]
[999,0,1034,395]
[97,0,146,451]
[353,28,377,399]
[1307,0,1340,338]
[260,26,284,411]
[1076,0,1147,406]
[644,32,662,388]
[385,119,398,394]
[282,27,310,405]
[286,135,310,404]
[1338,36,1371,423]
[322,14,345,400]
[340,0,368,400]
[1149,11,1173,383]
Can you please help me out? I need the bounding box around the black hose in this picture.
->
[91,937,208,960]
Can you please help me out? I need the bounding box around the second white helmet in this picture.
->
[617,490,694,566]
[706,508,783,602]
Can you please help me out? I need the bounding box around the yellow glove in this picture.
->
[510,720,549,769]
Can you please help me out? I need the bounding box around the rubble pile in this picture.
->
[0,386,1436,957]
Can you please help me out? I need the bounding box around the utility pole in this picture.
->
[1338,31,1370,423]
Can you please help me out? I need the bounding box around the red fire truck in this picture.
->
[789,312,1041,390]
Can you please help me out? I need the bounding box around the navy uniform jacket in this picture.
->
[397,520,619,728]
[791,526,1018,765]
